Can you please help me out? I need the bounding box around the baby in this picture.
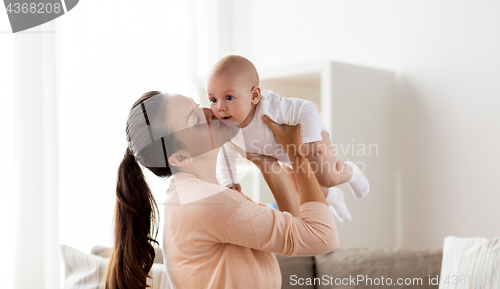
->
[207,55,370,222]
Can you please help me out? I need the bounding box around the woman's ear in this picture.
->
[250,86,261,105]
[168,151,193,167]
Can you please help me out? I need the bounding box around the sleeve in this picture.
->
[217,141,240,187]
[222,200,338,257]
[262,91,323,143]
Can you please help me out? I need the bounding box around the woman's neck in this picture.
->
[181,166,218,184]
[177,149,219,184]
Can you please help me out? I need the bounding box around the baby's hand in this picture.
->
[228,183,242,192]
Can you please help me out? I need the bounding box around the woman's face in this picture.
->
[165,94,237,158]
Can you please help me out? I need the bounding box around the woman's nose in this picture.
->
[203,108,216,122]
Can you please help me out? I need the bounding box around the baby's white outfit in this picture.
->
[217,90,369,223]
[217,90,328,187]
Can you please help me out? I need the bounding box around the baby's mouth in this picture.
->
[221,116,232,121]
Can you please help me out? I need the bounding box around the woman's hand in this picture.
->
[262,115,304,157]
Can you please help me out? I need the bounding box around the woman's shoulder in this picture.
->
[167,173,263,214]
[165,186,257,240]
[199,187,255,210]
[188,188,266,227]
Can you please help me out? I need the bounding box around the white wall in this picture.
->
[57,0,200,254]
[230,0,500,248]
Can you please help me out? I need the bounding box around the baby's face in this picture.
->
[207,72,256,127]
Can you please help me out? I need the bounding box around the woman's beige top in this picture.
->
[162,172,337,289]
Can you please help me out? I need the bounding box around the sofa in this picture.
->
[275,247,443,289]
[89,246,443,289]
[61,236,499,289]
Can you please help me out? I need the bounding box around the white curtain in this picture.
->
[0,20,60,288]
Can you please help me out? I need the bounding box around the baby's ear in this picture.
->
[251,86,261,104]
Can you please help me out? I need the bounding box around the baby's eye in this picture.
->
[226,95,233,101]
[210,98,217,103]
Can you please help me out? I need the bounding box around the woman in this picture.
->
[105,91,338,289]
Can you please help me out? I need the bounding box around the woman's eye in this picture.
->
[195,116,200,125]
[226,95,233,100]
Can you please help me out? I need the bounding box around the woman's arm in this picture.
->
[221,189,338,256]
[246,153,300,216]
[262,116,328,206]
[220,119,338,257]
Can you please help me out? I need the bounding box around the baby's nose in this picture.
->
[217,102,227,111]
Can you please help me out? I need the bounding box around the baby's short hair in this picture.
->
[211,55,259,88]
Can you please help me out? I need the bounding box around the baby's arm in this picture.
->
[265,92,323,145]
[217,141,241,191]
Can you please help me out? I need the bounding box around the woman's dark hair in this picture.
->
[105,91,179,289]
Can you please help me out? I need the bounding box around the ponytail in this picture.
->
[105,147,159,289]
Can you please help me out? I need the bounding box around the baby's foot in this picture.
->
[346,162,370,199]
[326,187,352,223]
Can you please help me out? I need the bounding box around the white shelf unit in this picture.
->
[260,61,397,248]
[207,60,398,248]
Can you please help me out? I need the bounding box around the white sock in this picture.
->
[345,161,370,199]
[326,187,352,223]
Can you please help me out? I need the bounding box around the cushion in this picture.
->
[314,247,442,289]
[438,236,500,289]
[275,254,315,289]
[61,245,170,289]
[91,245,164,264]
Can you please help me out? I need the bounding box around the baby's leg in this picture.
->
[304,131,352,187]
[324,186,352,223]
[305,131,370,199]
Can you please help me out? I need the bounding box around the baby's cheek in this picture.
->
[211,108,223,120]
